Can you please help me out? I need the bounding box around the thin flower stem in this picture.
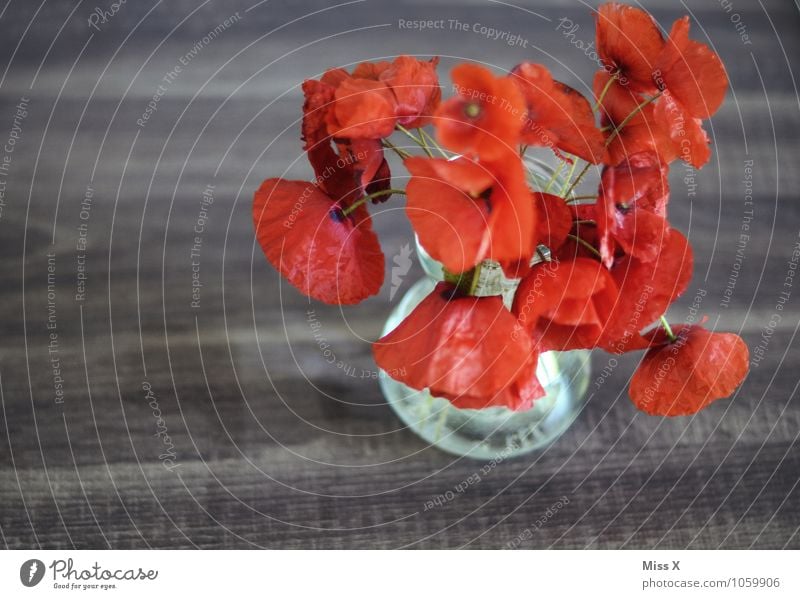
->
[593,72,619,113]
[659,315,677,342]
[544,160,566,193]
[382,139,412,159]
[571,194,597,201]
[605,91,663,146]
[341,188,406,216]
[562,162,592,198]
[566,234,601,258]
[416,127,434,157]
[560,157,579,196]
[562,91,663,198]
[420,128,449,158]
[396,124,425,147]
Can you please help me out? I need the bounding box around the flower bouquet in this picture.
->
[253,3,749,443]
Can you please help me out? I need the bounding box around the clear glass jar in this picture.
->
[379,154,592,459]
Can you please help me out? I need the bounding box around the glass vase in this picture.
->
[379,154,592,460]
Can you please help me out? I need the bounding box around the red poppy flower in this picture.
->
[596,151,670,267]
[511,62,606,163]
[253,178,384,304]
[373,283,540,409]
[404,155,535,274]
[327,76,398,139]
[654,17,728,119]
[513,258,619,351]
[629,324,749,416]
[434,64,525,162]
[599,228,693,352]
[379,56,441,128]
[595,3,664,92]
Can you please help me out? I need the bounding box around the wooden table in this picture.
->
[0,0,798,549]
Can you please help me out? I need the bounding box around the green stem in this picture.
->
[560,157,579,196]
[420,128,449,158]
[659,315,677,342]
[593,72,619,113]
[416,128,434,158]
[543,160,566,193]
[396,124,425,146]
[382,139,412,159]
[341,188,406,216]
[566,234,601,258]
[562,91,663,199]
[562,162,592,198]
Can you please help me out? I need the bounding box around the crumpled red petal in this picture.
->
[373,283,535,405]
[379,56,441,128]
[597,151,670,266]
[253,178,384,304]
[513,258,619,351]
[449,350,546,411]
[327,77,397,139]
[629,325,749,416]
[653,90,711,169]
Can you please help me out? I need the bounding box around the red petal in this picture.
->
[597,151,670,266]
[404,156,493,273]
[448,351,545,411]
[380,55,441,128]
[596,3,664,92]
[534,192,572,251]
[653,90,711,168]
[373,283,534,403]
[405,156,535,273]
[351,60,392,80]
[512,63,606,164]
[629,325,749,416]
[655,17,728,119]
[253,179,384,304]
[600,228,693,350]
[513,258,618,350]
[328,77,397,139]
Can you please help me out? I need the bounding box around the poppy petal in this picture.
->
[253,178,384,304]
[655,16,728,119]
[328,77,397,139]
[596,3,664,92]
[653,90,711,168]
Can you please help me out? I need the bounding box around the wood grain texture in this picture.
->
[0,0,799,549]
